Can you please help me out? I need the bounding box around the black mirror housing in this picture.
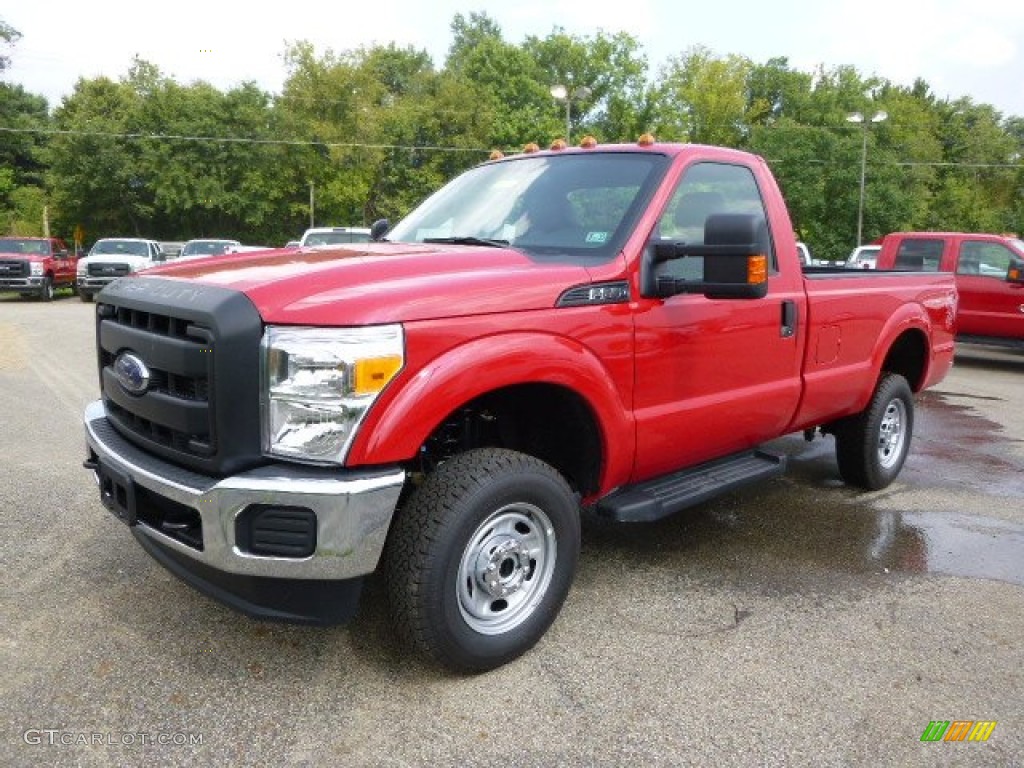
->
[1008,260,1024,284]
[641,213,770,300]
[370,219,390,241]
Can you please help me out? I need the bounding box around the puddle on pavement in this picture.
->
[582,391,1024,590]
[905,390,1024,497]
[583,486,1024,592]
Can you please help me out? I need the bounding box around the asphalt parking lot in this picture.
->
[2,292,1022,767]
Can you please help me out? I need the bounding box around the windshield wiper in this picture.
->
[422,236,509,248]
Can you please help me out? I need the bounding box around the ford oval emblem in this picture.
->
[113,352,151,395]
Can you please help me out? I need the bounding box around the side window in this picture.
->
[957,241,1013,277]
[655,162,773,282]
[894,239,944,271]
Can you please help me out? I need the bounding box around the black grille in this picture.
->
[89,262,132,277]
[0,259,29,277]
[96,277,264,475]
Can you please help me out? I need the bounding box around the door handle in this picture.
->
[781,300,797,338]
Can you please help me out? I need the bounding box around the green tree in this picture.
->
[652,46,753,146]
[523,27,648,144]
[0,83,49,234]
[49,76,146,238]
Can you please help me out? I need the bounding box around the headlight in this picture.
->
[260,325,404,464]
[76,264,87,277]
[30,262,43,276]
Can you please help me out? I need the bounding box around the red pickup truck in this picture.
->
[83,139,956,672]
[0,236,78,301]
[875,231,1024,349]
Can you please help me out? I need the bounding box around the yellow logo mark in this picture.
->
[968,722,997,742]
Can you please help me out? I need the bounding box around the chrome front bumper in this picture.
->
[77,276,116,291]
[83,399,406,582]
[0,277,43,289]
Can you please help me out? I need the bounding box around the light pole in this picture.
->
[846,110,887,246]
[550,84,591,144]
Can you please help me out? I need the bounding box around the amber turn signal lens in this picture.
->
[748,255,768,284]
[353,355,403,397]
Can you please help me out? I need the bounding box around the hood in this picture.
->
[0,250,44,262]
[139,243,597,325]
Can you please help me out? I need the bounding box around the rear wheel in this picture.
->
[385,448,580,673]
[835,372,914,490]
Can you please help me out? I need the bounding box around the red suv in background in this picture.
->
[876,231,1024,350]
[0,237,78,301]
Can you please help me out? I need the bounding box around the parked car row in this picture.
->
[1,226,374,305]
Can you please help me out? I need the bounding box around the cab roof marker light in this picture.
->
[637,133,656,146]
[580,135,598,148]
[550,139,568,151]
[523,142,541,154]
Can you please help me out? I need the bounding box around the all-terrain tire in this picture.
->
[38,276,54,302]
[385,448,580,673]
[835,372,914,490]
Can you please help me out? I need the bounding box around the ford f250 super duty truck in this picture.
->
[875,231,1024,350]
[0,236,77,300]
[83,138,956,672]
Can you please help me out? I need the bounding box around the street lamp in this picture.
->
[846,110,888,246]
[550,84,591,144]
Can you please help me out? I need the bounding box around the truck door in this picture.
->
[955,239,1024,340]
[632,161,804,480]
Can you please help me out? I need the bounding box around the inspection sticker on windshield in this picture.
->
[585,232,609,244]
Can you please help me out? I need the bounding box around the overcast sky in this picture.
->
[4,0,1024,118]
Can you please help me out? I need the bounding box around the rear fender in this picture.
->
[866,294,953,404]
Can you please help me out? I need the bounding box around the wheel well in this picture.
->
[413,383,602,497]
[881,329,927,391]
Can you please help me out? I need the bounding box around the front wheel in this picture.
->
[38,276,54,302]
[835,372,914,490]
[385,448,580,673]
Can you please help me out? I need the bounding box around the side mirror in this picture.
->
[55,249,69,258]
[641,213,770,300]
[1008,260,1024,284]
[370,218,390,241]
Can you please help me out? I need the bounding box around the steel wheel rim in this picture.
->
[877,398,907,469]
[457,502,557,636]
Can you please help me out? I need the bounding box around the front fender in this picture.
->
[346,331,635,493]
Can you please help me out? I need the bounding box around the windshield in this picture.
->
[90,239,150,257]
[181,240,237,257]
[0,238,49,254]
[387,151,671,258]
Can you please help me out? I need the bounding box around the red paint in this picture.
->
[876,232,1024,345]
[0,237,78,294]
[145,143,957,498]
